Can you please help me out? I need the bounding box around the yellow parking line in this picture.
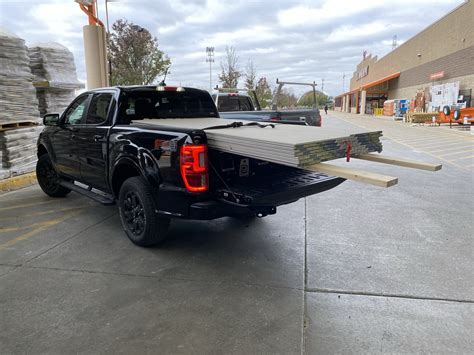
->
[439,150,473,157]
[411,140,471,149]
[0,205,92,222]
[0,210,82,251]
[0,222,46,232]
[451,155,474,161]
[402,138,470,146]
[0,199,56,211]
[430,144,474,153]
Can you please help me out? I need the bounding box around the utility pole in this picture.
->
[321,78,324,93]
[205,46,214,91]
[342,72,346,93]
[105,0,112,85]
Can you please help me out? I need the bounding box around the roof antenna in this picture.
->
[158,66,170,86]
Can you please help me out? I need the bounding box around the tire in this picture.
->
[36,154,71,197]
[118,176,170,247]
[443,105,451,116]
[453,109,461,120]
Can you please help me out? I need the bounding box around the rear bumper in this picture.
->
[188,200,250,220]
[187,171,345,220]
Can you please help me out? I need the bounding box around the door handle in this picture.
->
[93,135,103,142]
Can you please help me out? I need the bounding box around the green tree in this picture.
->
[218,46,241,88]
[108,19,171,85]
[298,90,331,107]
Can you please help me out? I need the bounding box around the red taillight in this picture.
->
[228,93,239,97]
[156,86,185,92]
[180,144,208,192]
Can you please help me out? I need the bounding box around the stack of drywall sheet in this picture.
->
[135,118,383,168]
[0,28,41,123]
[28,42,84,115]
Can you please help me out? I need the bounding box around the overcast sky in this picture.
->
[0,0,464,96]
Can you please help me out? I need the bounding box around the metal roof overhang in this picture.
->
[361,72,400,90]
[335,72,400,98]
[335,88,359,98]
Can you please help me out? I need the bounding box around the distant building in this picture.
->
[335,0,473,115]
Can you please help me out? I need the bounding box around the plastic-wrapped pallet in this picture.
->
[0,126,43,178]
[28,42,84,116]
[0,28,41,123]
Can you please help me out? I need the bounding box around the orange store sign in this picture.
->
[430,71,444,80]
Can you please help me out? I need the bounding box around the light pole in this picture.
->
[206,46,214,91]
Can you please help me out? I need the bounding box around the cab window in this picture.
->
[64,95,89,125]
[218,96,253,111]
[87,93,114,124]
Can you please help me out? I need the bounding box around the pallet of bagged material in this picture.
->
[135,118,383,168]
[0,120,39,132]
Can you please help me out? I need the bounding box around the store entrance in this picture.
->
[363,93,387,115]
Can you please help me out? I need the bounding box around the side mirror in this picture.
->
[43,113,60,126]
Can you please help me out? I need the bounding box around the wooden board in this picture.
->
[306,162,399,188]
[355,154,442,171]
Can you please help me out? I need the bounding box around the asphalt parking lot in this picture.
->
[1,114,473,354]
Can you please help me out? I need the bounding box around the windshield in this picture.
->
[121,89,218,119]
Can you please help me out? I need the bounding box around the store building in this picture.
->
[334,0,474,115]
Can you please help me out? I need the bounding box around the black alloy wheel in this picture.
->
[122,191,146,236]
[118,176,170,247]
[36,154,71,197]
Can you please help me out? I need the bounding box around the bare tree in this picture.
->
[218,46,241,88]
[244,60,256,90]
[275,87,298,108]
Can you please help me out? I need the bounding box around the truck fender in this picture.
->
[110,154,161,198]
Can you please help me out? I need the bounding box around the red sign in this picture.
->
[430,71,444,80]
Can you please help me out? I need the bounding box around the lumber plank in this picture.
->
[306,162,398,188]
[355,154,442,171]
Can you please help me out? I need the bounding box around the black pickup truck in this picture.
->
[37,86,344,247]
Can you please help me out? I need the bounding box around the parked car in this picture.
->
[212,79,322,126]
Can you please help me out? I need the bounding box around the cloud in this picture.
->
[0,0,464,96]
[277,0,381,27]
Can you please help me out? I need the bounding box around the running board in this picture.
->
[60,181,116,205]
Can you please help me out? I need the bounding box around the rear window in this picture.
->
[122,89,218,119]
[218,96,254,112]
